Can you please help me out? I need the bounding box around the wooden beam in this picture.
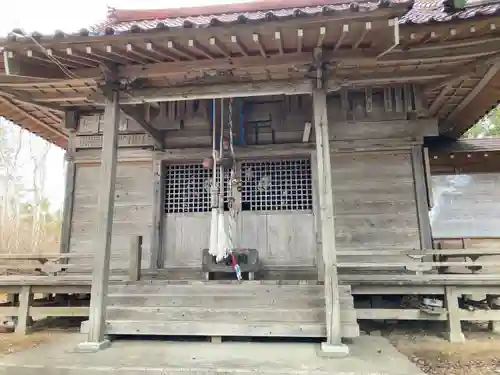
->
[312,86,344,352]
[150,156,165,271]
[81,90,120,351]
[90,79,313,104]
[129,236,143,282]
[15,286,32,335]
[120,105,164,149]
[411,146,433,251]
[445,286,465,343]
[59,132,76,255]
[447,61,500,122]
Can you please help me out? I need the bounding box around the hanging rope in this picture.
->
[208,97,241,280]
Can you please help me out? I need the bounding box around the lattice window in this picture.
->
[240,159,313,212]
[164,164,230,214]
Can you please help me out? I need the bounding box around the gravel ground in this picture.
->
[362,321,500,375]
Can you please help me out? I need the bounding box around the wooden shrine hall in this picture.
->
[1,0,500,355]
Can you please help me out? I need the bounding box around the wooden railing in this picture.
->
[337,246,500,275]
[0,236,144,334]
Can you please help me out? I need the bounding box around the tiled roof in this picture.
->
[401,0,500,24]
[87,0,500,35]
[89,0,411,36]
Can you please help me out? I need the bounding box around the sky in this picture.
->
[0,0,248,210]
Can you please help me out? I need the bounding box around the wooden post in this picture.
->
[129,236,143,281]
[445,286,465,343]
[15,286,32,335]
[312,87,348,356]
[411,146,433,250]
[149,156,164,271]
[489,296,500,334]
[77,90,120,352]
[59,131,76,255]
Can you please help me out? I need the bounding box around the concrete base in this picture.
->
[0,334,425,375]
[319,342,350,358]
[75,339,111,353]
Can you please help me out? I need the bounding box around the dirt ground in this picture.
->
[0,319,498,374]
[361,321,500,375]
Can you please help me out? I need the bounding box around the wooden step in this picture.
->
[106,306,356,323]
[99,281,359,339]
[82,320,360,338]
[107,294,339,309]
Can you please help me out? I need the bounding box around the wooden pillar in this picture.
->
[59,131,76,255]
[411,146,433,250]
[15,286,32,335]
[129,236,143,281]
[77,90,120,352]
[445,286,465,343]
[149,155,164,271]
[312,87,348,356]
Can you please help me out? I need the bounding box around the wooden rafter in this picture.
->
[188,39,215,59]
[297,29,304,53]
[275,31,284,55]
[209,37,231,58]
[167,40,198,60]
[354,22,372,49]
[146,42,178,61]
[252,33,266,58]
[231,35,249,57]
[0,96,67,139]
[426,51,500,91]
[447,61,500,122]
[429,84,453,116]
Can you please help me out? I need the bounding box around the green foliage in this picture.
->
[464,105,500,138]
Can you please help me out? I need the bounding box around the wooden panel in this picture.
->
[70,160,154,270]
[332,152,420,256]
[163,213,211,268]
[239,213,316,267]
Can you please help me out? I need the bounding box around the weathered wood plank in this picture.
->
[83,320,360,338]
[411,146,433,250]
[106,306,357,323]
[87,90,120,345]
[15,286,32,335]
[107,295,353,309]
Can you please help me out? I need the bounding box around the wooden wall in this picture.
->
[70,158,154,270]
[67,93,436,274]
[332,151,420,251]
